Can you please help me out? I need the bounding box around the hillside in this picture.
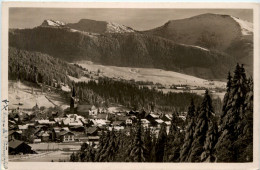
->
[9,26,235,80]
[144,13,253,75]
[8,47,83,86]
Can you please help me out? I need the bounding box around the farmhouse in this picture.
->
[59,131,75,142]
[9,139,34,155]
[8,130,22,141]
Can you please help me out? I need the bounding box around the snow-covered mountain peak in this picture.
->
[41,19,65,27]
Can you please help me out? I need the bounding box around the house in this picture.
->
[54,117,66,125]
[8,120,17,130]
[75,133,89,143]
[63,117,83,127]
[89,105,98,116]
[78,104,98,116]
[178,115,186,121]
[87,136,100,146]
[39,131,50,142]
[160,114,171,122]
[52,127,61,141]
[146,113,162,127]
[112,121,125,127]
[162,121,171,134]
[8,130,22,141]
[70,125,85,132]
[128,110,136,116]
[126,118,133,125]
[109,126,124,131]
[141,119,150,128]
[90,119,107,127]
[77,104,91,115]
[154,119,164,128]
[86,126,99,136]
[18,125,28,133]
[35,125,49,132]
[96,113,107,120]
[36,120,55,126]
[59,131,75,142]
[9,139,34,155]
[33,139,42,143]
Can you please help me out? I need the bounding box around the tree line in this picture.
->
[74,78,222,113]
[71,64,253,162]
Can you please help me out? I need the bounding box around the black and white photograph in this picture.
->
[1,2,259,170]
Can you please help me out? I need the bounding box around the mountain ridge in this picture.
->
[9,13,253,80]
[143,13,253,75]
[39,18,135,34]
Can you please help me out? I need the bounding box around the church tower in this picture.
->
[70,86,78,113]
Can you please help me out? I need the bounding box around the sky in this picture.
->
[9,8,253,31]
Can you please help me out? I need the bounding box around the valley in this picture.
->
[7,10,254,163]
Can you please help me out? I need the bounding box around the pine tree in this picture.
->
[115,130,128,161]
[179,103,200,162]
[127,118,148,162]
[186,99,195,123]
[179,113,195,162]
[155,123,167,162]
[187,90,215,162]
[97,129,118,162]
[95,130,111,161]
[215,64,252,162]
[123,127,135,162]
[70,152,77,162]
[82,147,95,162]
[144,127,152,162]
[164,111,184,162]
[150,133,157,162]
[201,119,218,162]
[235,77,253,161]
[80,142,88,152]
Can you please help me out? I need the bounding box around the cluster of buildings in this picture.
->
[8,88,182,155]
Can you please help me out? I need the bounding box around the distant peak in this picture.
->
[167,13,232,23]
[193,13,231,18]
[66,18,135,34]
[40,19,65,27]
[78,19,107,24]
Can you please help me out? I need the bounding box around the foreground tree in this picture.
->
[179,100,197,161]
[127,119,148,162]
[187,90,217,162]
[216,64,253,162]
[164,112,184,162]
[97,129,118,162]
[155,124,167,162]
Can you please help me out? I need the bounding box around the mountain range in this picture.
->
[9,13,253,80]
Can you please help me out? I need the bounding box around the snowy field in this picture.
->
[74,61,226,89]
[9,143,82,162]
[8,80,69,110]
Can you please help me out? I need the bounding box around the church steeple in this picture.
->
[70,86,77,113]
[72,86,76,97]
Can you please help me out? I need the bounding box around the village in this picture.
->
[8,84,185,161]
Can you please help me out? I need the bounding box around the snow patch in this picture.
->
[41,19,65,27]
[106,22,135,33]
[231,16,253,35]
[180,44,209,52]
